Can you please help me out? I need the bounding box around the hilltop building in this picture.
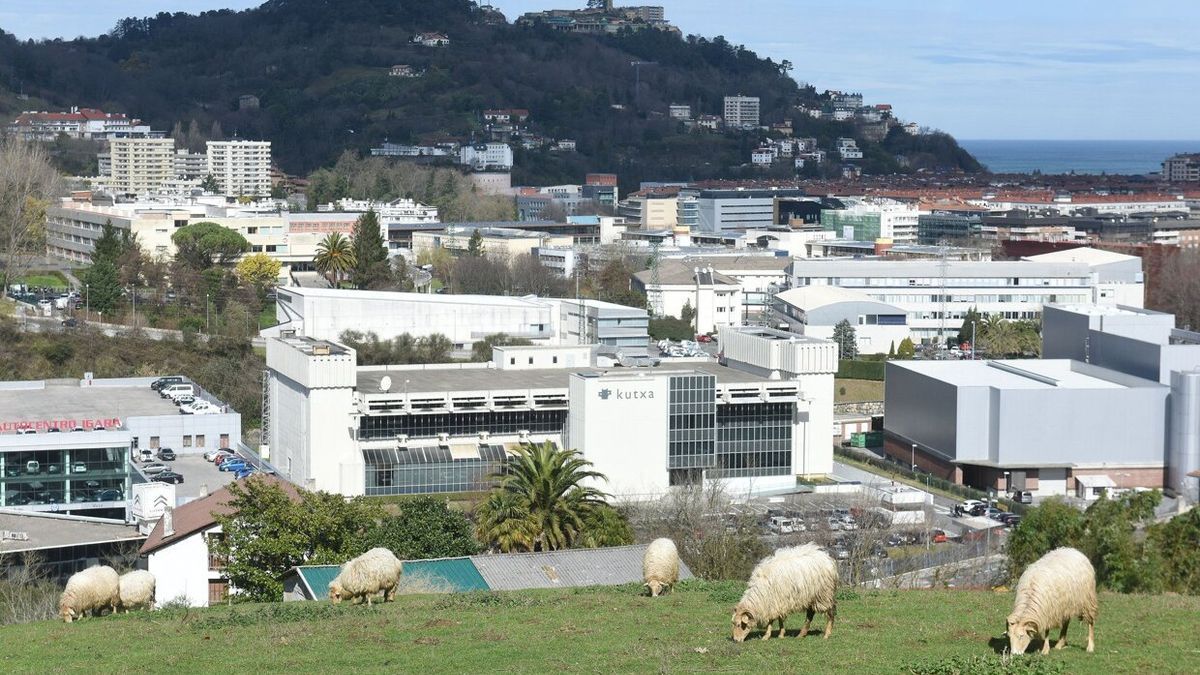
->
[723,95,760,130]
[206,140,272,197]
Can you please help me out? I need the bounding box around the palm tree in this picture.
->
[313,232,355,287]
[475,442,610,552]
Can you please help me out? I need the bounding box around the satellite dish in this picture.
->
[379,376,392,392]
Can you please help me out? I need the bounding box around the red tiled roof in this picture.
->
[138,475,303,555]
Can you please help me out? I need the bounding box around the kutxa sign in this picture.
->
[0,418,121,432]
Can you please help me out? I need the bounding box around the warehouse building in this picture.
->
[884,303,1200,503]
[263,327,836,500]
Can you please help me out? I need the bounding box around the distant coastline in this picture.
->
[959,139,1200,176]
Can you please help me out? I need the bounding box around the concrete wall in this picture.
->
[127,413,240,455]
[147,528,222,608]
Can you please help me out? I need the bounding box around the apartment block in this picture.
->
[107,138,176,194]
[206,140,272,197]
[723,95,760,130]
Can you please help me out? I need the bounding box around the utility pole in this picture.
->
[630,61,657,109]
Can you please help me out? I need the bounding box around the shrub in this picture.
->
[903,654,1066,675]
[836,359,885,381]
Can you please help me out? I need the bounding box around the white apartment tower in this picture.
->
[107,137,176,194]
[206,140,272,197]
[723,95,760,130]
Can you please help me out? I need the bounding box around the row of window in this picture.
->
[358,410,568,440]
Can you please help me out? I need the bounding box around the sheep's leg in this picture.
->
[777,616,786,638]
[823,610,835,639]
[1086,620,1095,653]
[1055,619,1070,650]
[761,620,773,640]
[801,609,815,637]
[1040,629,1051,655]
[365,594,373,607]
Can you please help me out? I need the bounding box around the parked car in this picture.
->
[695,334,712,343]
[172,395,196,406]
[996,512,1021,525]
[157,448,177,461]
[953,499,985,517]
[214,453,239,466]
[151,376,184,391]
[233,467,257,480]
[72,462,87,473]
[61,318,77,328]
[136,449,154,463]
[931,529,948,544]
[1004,515,1023,528]
[1012,490,1034,504]
[154,471,185,484]
[219,460,249,473]
[181,400,220,415]
[983,507,1006,521]
[93,489,122,502]
[141,463,169,476]
[205,449,234,462]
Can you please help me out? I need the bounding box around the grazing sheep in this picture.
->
[328,547,403,606]
[59,565,120,623]
[731,544,838,642]
[118,570,157,613]
[643,538,680,597]
[1007,547,1098,655]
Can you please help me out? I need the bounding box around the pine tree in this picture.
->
[83,260,122,315]
[888,341,896,359]
[467,229,484,257]
[349,210,389,288]
[832,319,858,360]
[897,337,916,359]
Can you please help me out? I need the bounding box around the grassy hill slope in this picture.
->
[5,582,1196,673]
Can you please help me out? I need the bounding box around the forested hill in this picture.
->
[0,0,981,185]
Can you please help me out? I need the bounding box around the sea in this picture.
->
[958,139,1200,176]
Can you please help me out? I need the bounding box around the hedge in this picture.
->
[836,359,885,381]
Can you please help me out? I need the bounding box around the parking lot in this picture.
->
[134,452,235,500]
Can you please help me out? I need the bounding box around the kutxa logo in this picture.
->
[597,388,654,400]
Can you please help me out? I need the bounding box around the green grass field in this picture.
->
[16,272,70,289]
[3,582,1196,673]
[836,378,884,403]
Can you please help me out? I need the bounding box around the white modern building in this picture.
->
[788,248,1145,344]
[266,286,650,352]
[106,137,176,194]
[773,285,910,356]
[723,95,760,130]
[459,143,514,171]
[694,188,806,233]
[264,328,835,501]
[206,140,272,197]
[819,198,922,244]
[632,264,742,334]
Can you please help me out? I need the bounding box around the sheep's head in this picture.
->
[60,604,76,623]
[1006,615,1038,654]
[731,608,755,642]
[645,580,665,597]
[328,581,343,604]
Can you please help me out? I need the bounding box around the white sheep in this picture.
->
[1007,547,1098,654]
[328,547,403,606]
[642,538,680,597]
[59,565,120,623]
[118,570,157,613]
[731,544,838,642]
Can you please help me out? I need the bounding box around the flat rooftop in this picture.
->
[0,382,181,433]
[357,361,771,396]
[891,359,1162,390]
[0,510,144,554]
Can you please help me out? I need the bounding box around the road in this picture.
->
[831,459,958,516]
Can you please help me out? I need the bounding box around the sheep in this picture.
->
[731,544,838,642]
[118,570,157,613]
[1006,547,1098,655]
[328,547,403,606]
[59,565,120,623]
[642,538,680,597]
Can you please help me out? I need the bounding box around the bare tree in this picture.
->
[0,138,61,298]
[0,552,61,625]
[627,481,768,581]
[1156,250,1200,330]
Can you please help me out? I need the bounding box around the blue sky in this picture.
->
[4,0,1198,140]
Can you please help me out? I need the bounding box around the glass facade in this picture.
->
[0,445,128,507]
[363,444,509,495]
[668,375,716,470]
[358,410,567,441]
[711,402,793,478]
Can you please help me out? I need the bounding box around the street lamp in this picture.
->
[206,293,211,333]
[85,283,89,320]
[971,321,978,360]
[911,443,917,473]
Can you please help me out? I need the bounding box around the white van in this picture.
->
[160,383,195,400]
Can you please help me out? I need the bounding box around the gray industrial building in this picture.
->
[883,303,1200,502]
